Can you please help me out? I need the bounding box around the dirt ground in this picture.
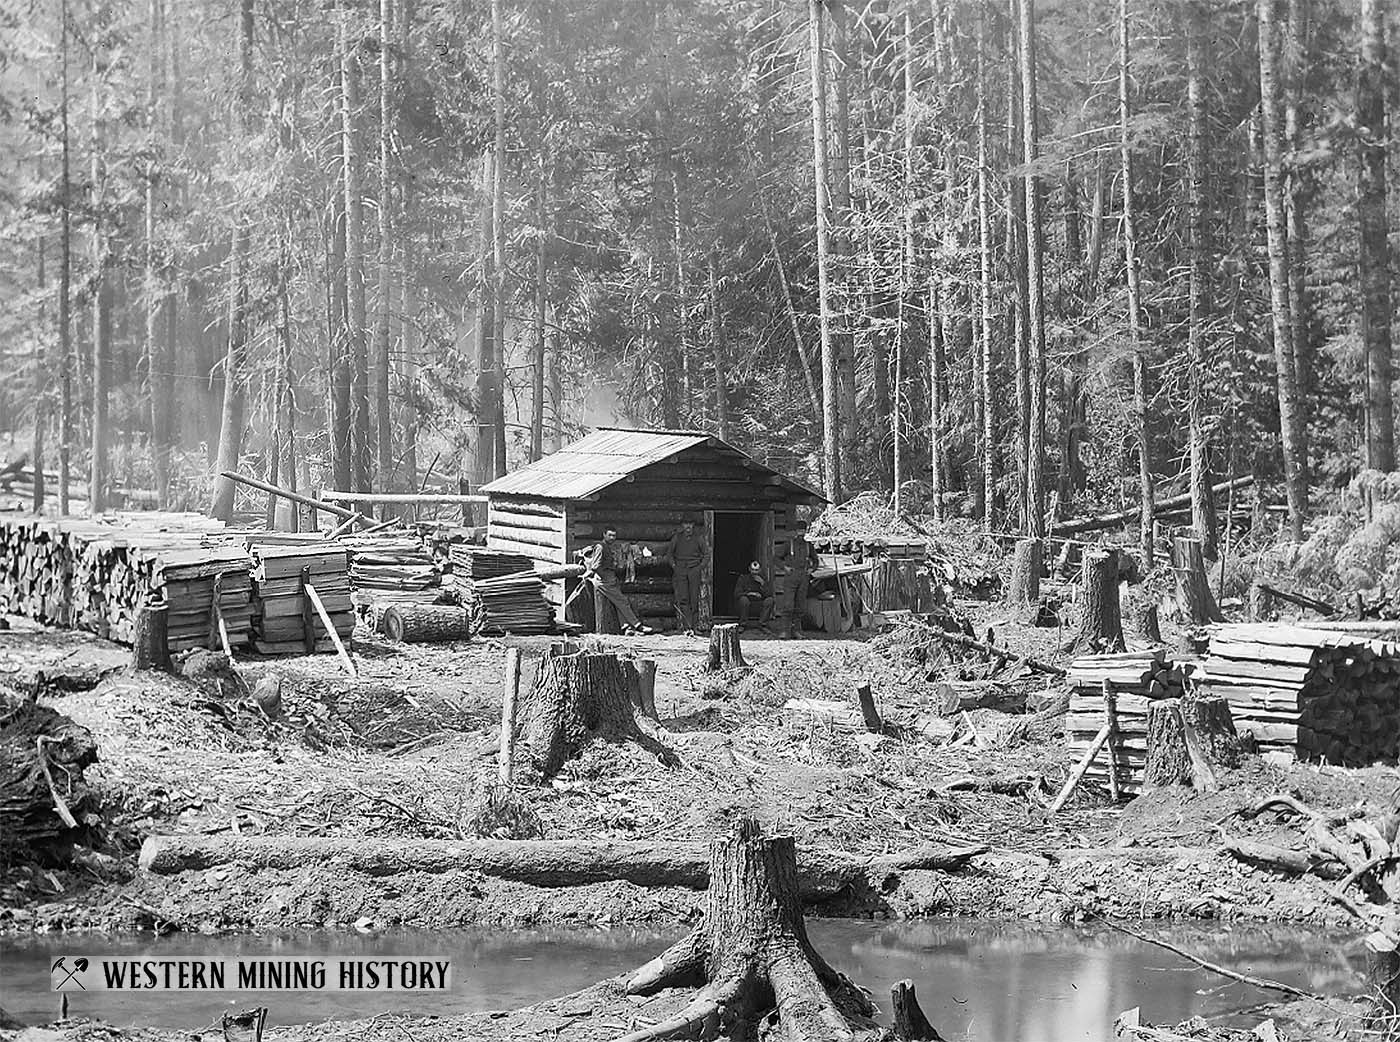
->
[0,605,1392,1039]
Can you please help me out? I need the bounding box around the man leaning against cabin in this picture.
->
[734,561,774,631]
[581,528,654,635]
[663,518,708,636]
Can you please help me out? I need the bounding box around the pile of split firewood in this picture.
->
[1064,650,1185,796]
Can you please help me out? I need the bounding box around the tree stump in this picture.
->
[1249,582,1275,622]
[518,651,676,777]
[0,699,100,864]
[633,658,658,721]
[891,980,944,1041]
[617,816,878,1042]
[382,603,474,643]
[1143,696,1242,792]
[707,623,746,671]
[131,603,172,672]
[1123,591,1162,645]
[1067,549,1125,654]
[1172,536,1223,624]
[1366,932,1400,1027]
[1007,538,1042,604]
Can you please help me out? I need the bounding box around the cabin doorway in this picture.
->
[710,512,768,618]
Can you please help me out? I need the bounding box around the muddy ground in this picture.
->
[0,604,1390,1039]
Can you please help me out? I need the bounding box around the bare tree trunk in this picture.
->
[208,0,254,522]
[1186,2,1217,557]
[341,5,372,495]
[34,237,46,512]
[398,3,417,491]
[475,150,496,486]
[374,0,394,492]
[828,1,857,484]
[1284,0,1310,485]
[1119,0,1153,568]
[708,248,730,442]
[894,8,915,516]
[329,184,352,494]
[491,0,508,479]
[1006,0,1029,531]
[1359,0,1394,471]
[274,236,297,532]
[1258,0,1307,540]
[57,0,72,515]
[146,0,170,511]
[531,5,550,462]
[89,73,110,514]
[809,0,842,501]
[976,7,994,524]
[1020,0,1047,538]
[760,193,821,431]
[928,279,946,523]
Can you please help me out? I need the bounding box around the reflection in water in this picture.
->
[0,920,1361,1041]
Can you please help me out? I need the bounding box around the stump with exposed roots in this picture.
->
[518,650,677,777]
[616,817,885,1042]
[1172,536,1222,624]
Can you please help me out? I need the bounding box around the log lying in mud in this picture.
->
[137,834,988,900]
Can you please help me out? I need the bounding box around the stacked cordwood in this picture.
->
[0,512,251,650]
[461,571,554,635]
[248,540,354,654]
[1065,650,1184,795]
[1196,624,1400,766]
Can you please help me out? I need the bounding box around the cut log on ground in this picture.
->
[1051,475,1254,537]
[136,832,988,903]
[1007,538,1042,604]
[1142,696,1241,792]
[922,626,1066,677]
[707,622,746,671]
[615,817,880,1042]
[1,698,100,864]
[1172,536,1222,624]
[519,650,678,776]
[1066,549,1126,655]
[382,603,473,643]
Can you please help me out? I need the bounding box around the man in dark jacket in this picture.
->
[733,561,773,630]
[663,519,708,635]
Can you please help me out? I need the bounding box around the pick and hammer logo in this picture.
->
[51,957,90,991]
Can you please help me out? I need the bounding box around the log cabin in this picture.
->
[480,429,826,630]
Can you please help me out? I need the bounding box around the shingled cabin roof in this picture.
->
[480,428,827,503]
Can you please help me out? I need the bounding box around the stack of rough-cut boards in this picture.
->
[0,512,251,651]
[461,572,553,635]
[451,547,532,580]
[342,534,441,609]
[1065,650,1185,796]
[248,541,354,654]
[1196,623,1400,766]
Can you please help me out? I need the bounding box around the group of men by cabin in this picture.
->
[580,520,817,638]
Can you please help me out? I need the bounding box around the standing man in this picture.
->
[733,561,774,631]
[775,539,813,639]
[580,527,654,635]
[663,518,708,636]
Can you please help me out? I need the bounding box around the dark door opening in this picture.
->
[712,512,765,617]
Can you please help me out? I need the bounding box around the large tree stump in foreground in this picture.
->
[518,651,676,777]
[617,817,887,1042]
[1143,696,1241,792]
[707,623,746,671]
[1006,538,1042,604]
[1172,536,1222,624]
[1066,549,1125,655]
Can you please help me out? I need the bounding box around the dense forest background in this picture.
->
[0,0,1396,558]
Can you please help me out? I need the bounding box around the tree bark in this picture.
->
[1359,0,1394,471]
[1172,535,1222,624]
[531,5,550,463]
[891,980,944,1041]
[57,0,72,515]
[928,279,946,522]
[976,7,994,524]
[274,240,297,532]
[1020,0,1047,538]
[1007,537,1042,605]
[146,0,170,512]
[131,604,172,672]
[809,0,842,502]
[1069,549,1125,654]
[707,622,746,671]
[374,0,394,493]
[474,150,497,487]
[708,248,729,442]
[490,0,508,479]
[341,8,372,496]
[328,181,352,494]
[382,603,473,643]
[1120,0,1153,569]
[1258,0,1307,540]
[1143,696,1241,792]
[1185,4,1218,558]
[89,71,110,514]
[616,817,878,1042]
[519,651,676,777]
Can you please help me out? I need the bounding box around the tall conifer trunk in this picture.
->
[1359,0,1394,470]
[808,0,841,501]
[374,0,394,491]
[1186,1,1217,556]
[1019,0,1047,537]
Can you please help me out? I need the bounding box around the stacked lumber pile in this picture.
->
[451,547,532,580]
[0,513,251,650]
[1196,623,1400,765]
[461,572,553,635]
[341,534,441,610]
[1065,650,1184,796]
[249,542,354,654]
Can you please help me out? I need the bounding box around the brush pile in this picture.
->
[1196,623,1400,765]
[0,513,252,651]
[249,541,354,654]
[1064,650,1184,795]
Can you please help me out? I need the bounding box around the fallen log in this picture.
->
[136,834,988,900]
[218,472,374,530]
[1256,583,1337,617]
[1051,475,1254,537]
[924,627,1066,677]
